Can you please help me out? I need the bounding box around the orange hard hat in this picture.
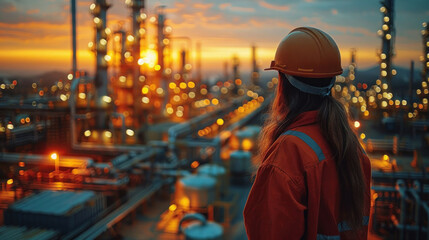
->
[265,27,343,78]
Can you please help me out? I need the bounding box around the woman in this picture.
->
[243,27,371,240]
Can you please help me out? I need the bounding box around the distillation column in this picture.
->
[91,0,111,128]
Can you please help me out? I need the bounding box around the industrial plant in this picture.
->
[0,0,428,239]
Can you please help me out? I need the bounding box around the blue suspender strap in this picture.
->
[282,130,326,161]
[337,216,370,232]
[316,235,340,240]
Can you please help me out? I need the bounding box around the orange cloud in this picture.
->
[26,9,40,14]
[258,1,290,11]
[193,3,213,10]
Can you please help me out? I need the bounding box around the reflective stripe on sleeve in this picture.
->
[282,130,326,161]
[316,234,340,240]
[337,216,370,232]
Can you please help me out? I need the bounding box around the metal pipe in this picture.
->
[71,0,77,80]
[396,179,407,240]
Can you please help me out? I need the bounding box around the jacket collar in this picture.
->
[286,110,319,130]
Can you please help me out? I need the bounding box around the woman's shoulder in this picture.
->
[263,133,322,178]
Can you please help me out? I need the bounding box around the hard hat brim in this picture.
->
[264,65,343,78]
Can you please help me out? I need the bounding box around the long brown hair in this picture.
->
[258,72,365,231]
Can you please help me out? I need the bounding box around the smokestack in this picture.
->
[196,42,202,85]
[251,44,259,87]
[379,0,395,89]
[127,0,145,125]
[224,61,229,82]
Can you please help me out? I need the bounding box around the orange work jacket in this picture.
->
[244,110,371,240]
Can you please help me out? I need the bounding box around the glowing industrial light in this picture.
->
[100,39,107,46]
[380,6,386,13]
[165,26,172,33]
[59,94,67,101]
[383,16,390,22]
[7,179,13,185]
[50,153,58,160]
[127,35,134,42]
[242,139,253,151]
[169,204,177,212]
[188,81,195,88]
[104,131,112,138]
[78,93,86,99]
[174,74,181,80]
[67,74,73,80]
[385,34,391,40]
[140,13,147,20]
[176,111,183,117]
[381,71,387,77]
[84,130,91,137]
[141,86,149,94]
[408,112,413,118]
[138,28,146,36]
[200,89,207,95]
[188,161,200,170]
[360,133,366,140]
[102,96,112,103]
[93,17,101,24]
[149,16,157,23]
[380,53,386,59]
[382,24,389,31]
[364,110,370,117]
[392,69,397,75]
[118,76,126,83]
[169,82,176,89]
[424,22,428,28]
[382,154,389,161]
[104,55,111,62]
[377,30,383,36]
[154,65,161,71]
[156,88,164,95]
[353,121,360,128]
[185,64,192,71]
[417,89,422,95]
[142,97,150,103]
[7,123,13,130]
[381,101,388,108]
[162,39,169,45]
[425,89,429,94]
[352,97,358,103]
[90,3,96,11]
[216,118,224,126]
[166,107,174,114]
[179,82,186,89]
[212,98,219,105]
[25,117,30,123]
[173,95,180,102]
[126,129,134,136]
[189,92,196,98]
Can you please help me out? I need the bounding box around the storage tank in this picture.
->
[197,164,228,197]
[175,174,216,208]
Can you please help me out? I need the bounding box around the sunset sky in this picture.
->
[0,0,427,79]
